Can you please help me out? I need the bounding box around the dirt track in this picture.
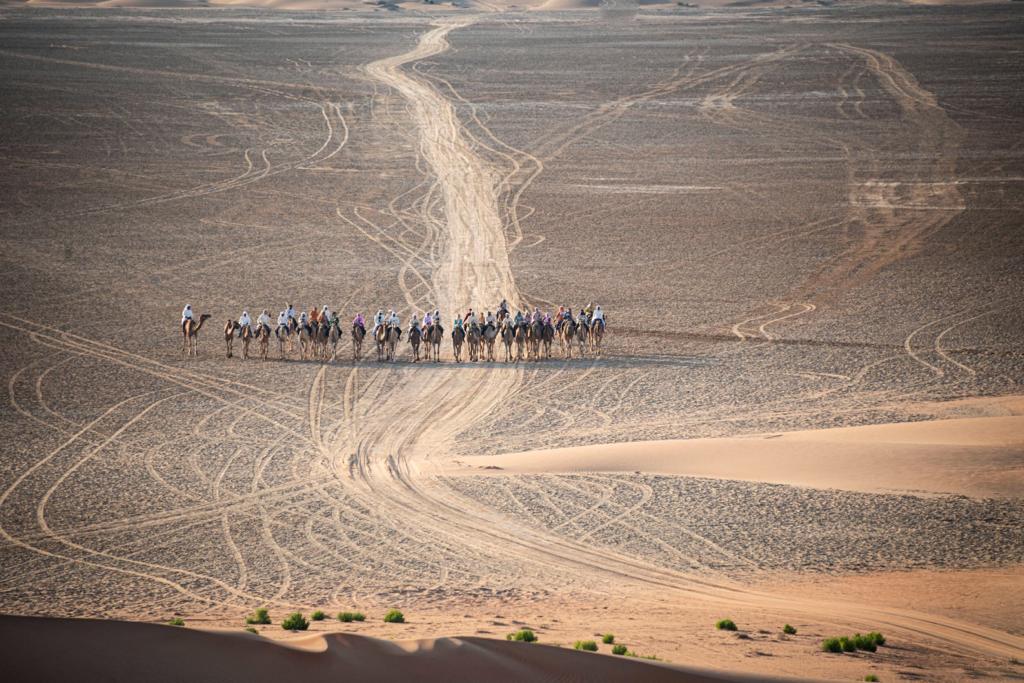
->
[1,5,1023,680]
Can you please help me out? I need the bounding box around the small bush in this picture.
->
[574,640,599,652]
[282,612,309,631]
[602,633,615,644]
[866,631,885,647]
[506,629,537,642]
[383,609,405,624]
[864,676,880,682]
[840,636,856,653]
[822,637,843,653]
[245,626,258,634]
[612,644,628,655]
[783,624,797,635]
[246,608,271,625]
[311,610,325,621]
[853,633,877,652]
[716,619,737,631]
[353,612,366,622]
[167,618,185,627]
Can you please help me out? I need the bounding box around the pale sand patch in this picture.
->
[469,414,1024,498]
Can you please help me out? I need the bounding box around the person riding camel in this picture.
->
[466,309,478,328]
[286,303,297,327]
[256,309,271,335]
[577,308,589,332]
[238,310,252,338]
[543,312,552,326]
[276,310,288,333]
[434,309,441,327]
[423,311,433,328]
[409,313,420,334]
[387,310,402,339]
[485,310,496,329]
[592,305,605,328]
[181,304,194,334]
[298,311,309,334]
[372,309,385,336]
[319,305,331,327]
[514,309,524,327]
[309,306,319,330]
[353,312,366,334]
[497,299,509,321]
[584,303,594,320]
[329,310,340,329]
[555,306,566,329]
[453,314,463,330]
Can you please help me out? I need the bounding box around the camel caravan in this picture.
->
[179,301,606,363]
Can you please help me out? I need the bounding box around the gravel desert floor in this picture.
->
[1,3,1023,680]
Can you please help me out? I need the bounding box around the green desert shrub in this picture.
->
[602,633,615,644]
[506,629,537,642]
[338,611,366,623]
[783,624,797,635]
[853,633,877,652]
[864,676,880,682]
[246,608,271,625]
[281,612,309,631]
[840,636,857,653]
[611,644,628,655]
[715,619,737,631]
[574,640,599,652]
[866,631,885,647]
[383,609,405,624]
[245,626,258,635]
[167,617,185,627]
[821,637,843,653]
[311,610,325,621]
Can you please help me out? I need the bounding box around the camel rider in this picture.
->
[584,303,594,319]
[256,309,271,335]
[309,306,319,328]
[514,310,524,327]
[577,309,589,332]
[276,310,288,333]
[353,312,366,334]
[466,310,479,328]
[422,311,433,328]
[238,310,252,337]
[285,303,297,327]
[409,313,420,335]
[434,310,441,328]
[372,309,385,335]
[592,305,605,328]
[485,310,496,329]
[388,310,402,339]
[298,311,309,333]
[453,314,463,331]
[498,299,509,319]
[181,304,194,333]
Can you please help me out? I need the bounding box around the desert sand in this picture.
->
[0,2,1022,681]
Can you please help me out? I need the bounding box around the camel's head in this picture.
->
[199,313,211,322]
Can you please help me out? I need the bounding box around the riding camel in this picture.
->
[255,324,270,361]
[467,324,482,362]
[328,321,341,361]
[482,323,498,362]
[590,318,605,354]
[352,324,365,361]
[426,323,443,362]
[409,326,422,362]
[500,321,515,362]
[559,319,576,360]
[240,324,253,360]
[514,322,527,362]
[275,324,289,360]
[180,313,211,357]
[452,325,465,362]
[297,323,311,360]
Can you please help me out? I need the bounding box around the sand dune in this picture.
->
[475,414,1024,498]
[0,615,794,683]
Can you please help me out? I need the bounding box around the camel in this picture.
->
[559,319,576,360]
[180,314,211,357]
[542,321,555,359]
[240,324,253,360]
[466,324,482,362]
[514,322,527,362]
[452,325,465,362]
[255,323,270,361]
[328,321,341,361]
[500,321,515,362]
[275,324,289,360]
[409,325,422,362]
[224,320,238,358]
[426,323,443,362]
[310,321,328,361]
[482,323,498,362]
[529,319,543,361]
[352,324,365,361]
[384,325,400,362]
[590,319,604,354]
[297,323,311,361]
[576,321,589,358]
